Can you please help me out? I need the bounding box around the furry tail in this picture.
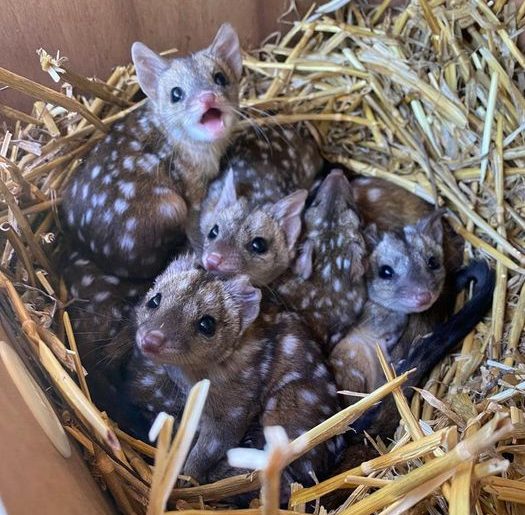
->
[349,259,495,437]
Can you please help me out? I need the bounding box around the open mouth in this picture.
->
[200,107,224,131]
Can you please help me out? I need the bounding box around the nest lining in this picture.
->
[1,0,525,513]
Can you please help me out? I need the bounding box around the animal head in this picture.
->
[132,23,241,143]
[134,255,261,367]
[200,171,307,285]
[293,169,366,284]
[366,210,446,313]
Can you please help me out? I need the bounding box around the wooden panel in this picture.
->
[0,0,309,114]
[0,325,114,515]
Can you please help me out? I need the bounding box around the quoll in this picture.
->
[62,23,242,279]
[276,169,368,345]
[330,210,447,398]
[132,255,343,493]
[199,170,307,285]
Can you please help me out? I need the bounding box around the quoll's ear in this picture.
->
[363,224,380,249]
[413,208,446,243]
[131,42,170,101]
[224,275,261,333]
[215,169,238,211]
[270,190,308,252]
[293,239,314,280]
[209,23,243,80]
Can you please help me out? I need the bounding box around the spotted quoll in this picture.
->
[198,170,307,285]
[275,169,368,345]
[62,24,242,279]
[329,211,447,399]
[133,255,343,492]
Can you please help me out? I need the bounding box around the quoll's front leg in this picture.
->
[262,368,343,488]
[329,336,375,400]
[183,408,251,484]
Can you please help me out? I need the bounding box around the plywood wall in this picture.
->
[0,0,310,114]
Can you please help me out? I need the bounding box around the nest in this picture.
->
[1,0,525,513]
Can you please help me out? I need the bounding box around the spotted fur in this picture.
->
[275,170,368,345]
[131,256,343,489]
[61,24,242,279]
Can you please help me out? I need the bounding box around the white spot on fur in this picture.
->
[91,165,101,179]
[103,275,120,285]
[125,217,137,231]
[120,234,135,251]
[81,275,94,287]
[159,202,177,218]
[314,364,328,378]
[301,389,318,404]
[367,188,382,202]
[153,186,172,196]
[81,183,89,200]
[278,371,301,389]
[123,156,134,170]
[282,335,299,356]
[92,192,108,207]
[114,199,129,214]
[94,291,110,302]
[118,181,136,198]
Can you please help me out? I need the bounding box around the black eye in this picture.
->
[213,71,228,87]
[208,224,219,239]
[171,87,184,103]
[146,293,162,309]
[250,237,268,254]
[197,315,216,337]
[378,265,394,279]
[428,256,440,270]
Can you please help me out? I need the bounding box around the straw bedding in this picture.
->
[0,0,525,513]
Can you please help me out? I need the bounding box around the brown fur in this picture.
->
[275,170,368,345]
[330,211,446,399]
[61,24,242,279]
[132,256,343,490]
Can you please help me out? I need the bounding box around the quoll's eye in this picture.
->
[250,237,268,254]
[197,315,216,337]
[171,87,184,103]
[427,256,440,270]
[213,71,228,87]
[208,224,219,239]
[146,293,162,309]
[378,265,394,280]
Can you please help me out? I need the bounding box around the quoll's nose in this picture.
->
[141,330,166,354]
[205,252,223,271]
[198,92,217,109]
[414,291,432,307]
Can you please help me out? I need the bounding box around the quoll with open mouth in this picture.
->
[61,23,242,279]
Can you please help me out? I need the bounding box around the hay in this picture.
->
[0,0,524,513]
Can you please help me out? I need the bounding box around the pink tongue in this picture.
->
[200,108,224,131]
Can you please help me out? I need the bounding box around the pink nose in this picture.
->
[198,92,217,109]
[141,331,166,354]
[414,291,432,306]
[205,253,223,271]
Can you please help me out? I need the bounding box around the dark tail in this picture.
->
[349,259,495,437]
